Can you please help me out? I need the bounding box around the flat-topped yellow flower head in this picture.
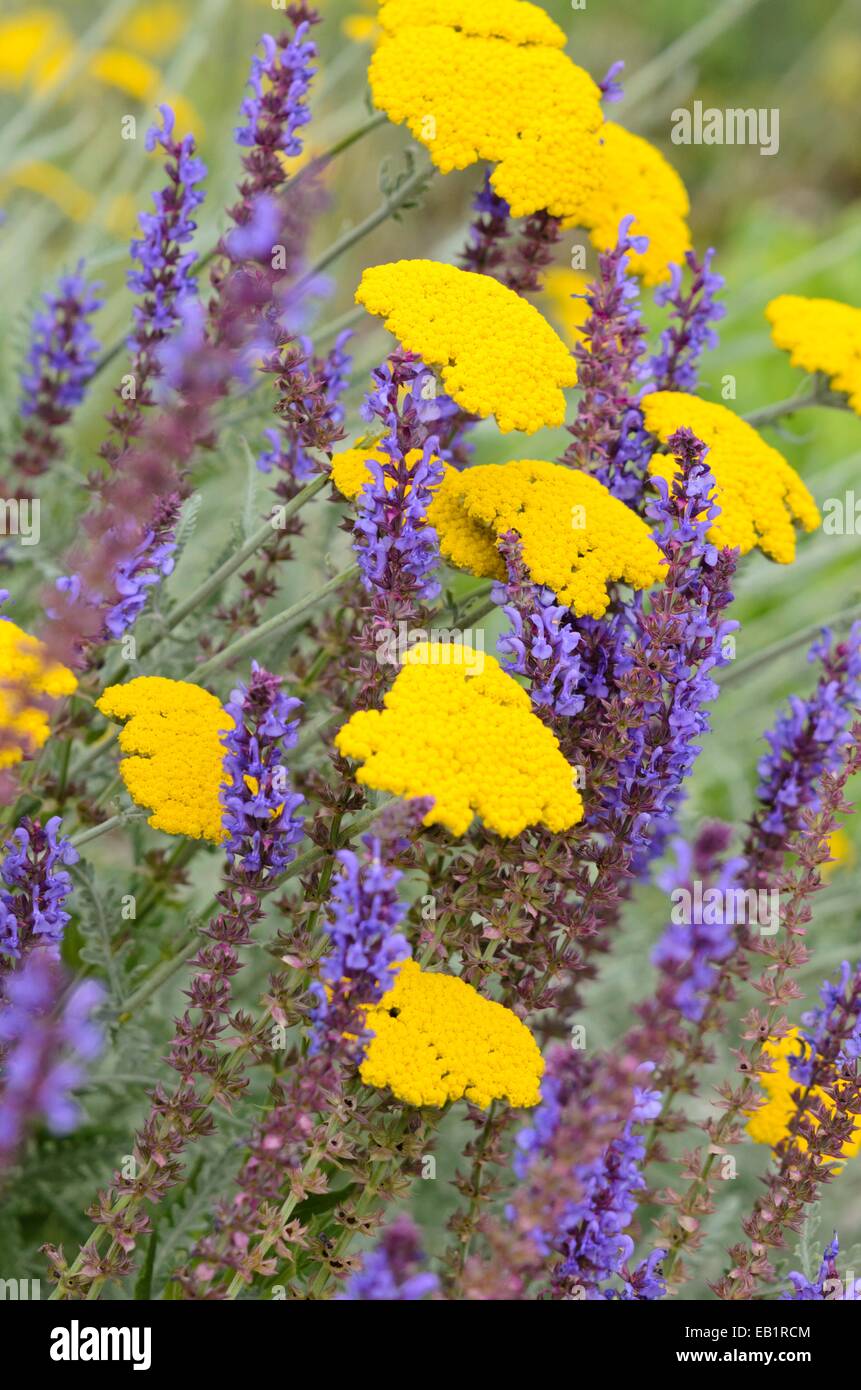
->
[335,641,583,837]
[356,261,577,433]
[96,677,233,842]
[0,620,77,768]
[746,1028,861,1162]
[368,23,605,223]
[642,392,820,563]
[585,124,691,286]
[765,294,861,416]
[378,0,566,46]
[360,959,543,1108]
[428,459,664,617]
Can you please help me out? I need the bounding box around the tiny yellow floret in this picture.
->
[0,620,77,769]
[765,294,861,417]
[335,642,583,837]
[96,677,233,842]
[746,1028,861,1162]
[360,959,544,1108]
[356,260,577,433]
[642,391,820,563]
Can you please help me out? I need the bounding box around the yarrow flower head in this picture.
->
[650,249,725,393]
[766,294,861,415]
[369,2,605,223]
[0,952,103,1168]
[220,663,304,882]
[339,1214,439,1301]
[585,124,691,285]
[0,817,78,963]
[96,677,234,842]
[0,618,77,770]
[335,641,584,837]
[427,458,664,617]
[13,262,103,477]
[359,959,544,1108]
[355,260,577,433]
[643,391,821,563]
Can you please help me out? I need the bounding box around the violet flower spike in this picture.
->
[650,248,726,393]
[339,1215,438,1301]
[13,263,103,478]
[0,953,103,1167]
[220,662,305,884]
[0,816,78,964]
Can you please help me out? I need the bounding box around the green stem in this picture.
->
[191,564,359,681]
[69,810,146,849]
[743,385,846,428]
[128,473,329,670]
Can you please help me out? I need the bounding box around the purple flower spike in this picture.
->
[0,816,78,964]
[311,830,412,1053]
[221,663,305,884]
[494,531,584,719]
[351,351,447,609]
[0,953,103,1167]
[339,1215,438,1301]
[13,264,103,478]
[650,249,725,393]
[560,217,653,504]
[783,1235,860,1300]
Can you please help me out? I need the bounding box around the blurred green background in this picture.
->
[2,0,861,1298]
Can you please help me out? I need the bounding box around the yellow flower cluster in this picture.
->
[356,261,576,433]
[585,124,692,287]
[430,459,664,617]
[765,294,861,416]
[330,449,662,616]
[368,2,691,282]
[96,677,233,842]
[335,642,583,837]
[642,391,821,563]
[746,1029,861,1162]
[0,620,77,769]
[329,445,428,501]
[360,959,543,1108]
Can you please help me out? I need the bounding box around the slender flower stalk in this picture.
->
[782,1235,859,1300]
